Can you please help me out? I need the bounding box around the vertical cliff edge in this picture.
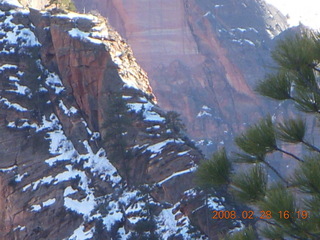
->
[73,0,289,154]
[0,1,247,239]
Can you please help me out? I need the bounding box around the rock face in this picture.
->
[73,0,289,153]
[0,2,245,239]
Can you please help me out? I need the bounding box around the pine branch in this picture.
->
[258,218,306,240]
[302,140,320,153]
[231,165,267,203]
[292,155,320,194]
[262,161,289,186]
[296,69,320,97]
[276,118,306,143]
[255,72,292,100]
[276,147,304,162]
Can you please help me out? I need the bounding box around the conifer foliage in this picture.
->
[196,30,320,239]
[102,92,133,178]
[48,0,76,11]
[164,111,186,140]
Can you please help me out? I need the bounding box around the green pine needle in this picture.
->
[231,165,267,203]
[276,118,306,143]
[291,155,320,194]
[255,72,292,100]
[272,31,319,71]
[221,226,256,240]
[195,148,231,188]
[235,116,277,156]
[294,87,320,113]
[260,225,285,239]
[259,184,296,225]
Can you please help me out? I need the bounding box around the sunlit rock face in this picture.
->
[0,2,246,239]
[74,0,289,153]
[20,0,48,9]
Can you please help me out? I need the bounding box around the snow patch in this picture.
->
[67,223,94,240]
[177,150,191,156]
[31,204,41,212]
[232,38,255,46]
[7,82,31,96]
[144,139,182,157]
[128,100,165,122]
[122,95,132,100]
[102,206,123,231]
[82,141,121,185]
[204,11,211,17]
[59,100,78,116]
[56,12,97,21]
[0,64,17,71]
[64,186,77,197]
[157,167,197,185]
[0,12,40,47]
[68,28,102,45]
[68,28,89,38]
[45,72,65,94]
[13,225,26,231]
[197,105,213,118]
[43,198,56,207]
[15,173,28,182]
[0,97,28,112]
[64,193,96,217]
[0,165,17,172]
[155,205,200,240]
[244,39,255,46]
[207,196,225,211]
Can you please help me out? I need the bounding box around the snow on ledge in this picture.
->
[157,166,197,185]
[0,64,18,71]
[67,223,94,240]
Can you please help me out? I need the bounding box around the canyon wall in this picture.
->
[0,2,245,239]
[74,0,289,153]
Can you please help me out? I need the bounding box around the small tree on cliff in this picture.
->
[164,111,186,141]
[197,30,320,239]
[48,0,76,11]
[103,92,133,178]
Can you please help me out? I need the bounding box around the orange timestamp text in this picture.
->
[212,210,309,220]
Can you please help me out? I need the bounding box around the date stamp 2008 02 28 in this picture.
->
[212,210,309,220]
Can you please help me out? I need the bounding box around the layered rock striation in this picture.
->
[73,0,289,153]
[0,1,246,239]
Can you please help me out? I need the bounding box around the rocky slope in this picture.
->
[73,0,289,153]
[0,1,246,239]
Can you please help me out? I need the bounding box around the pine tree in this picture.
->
[102,92,133,179]
[196,30,320,239]
[164,111,186,140]
[61,0,76,11]
[48,0,76,11]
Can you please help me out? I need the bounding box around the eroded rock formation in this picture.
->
[73,0,289,153]
[0,2,245,239]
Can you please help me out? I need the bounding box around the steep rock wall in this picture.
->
[0,3,246,239]
[74,0,289,153]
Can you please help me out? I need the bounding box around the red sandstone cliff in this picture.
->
[0,2,246,239]
[73,0,289,153]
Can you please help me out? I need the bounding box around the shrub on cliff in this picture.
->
[164,111,186,140]
[102,92,133,178]
[48,0,76,11]
[197,30,320,239]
